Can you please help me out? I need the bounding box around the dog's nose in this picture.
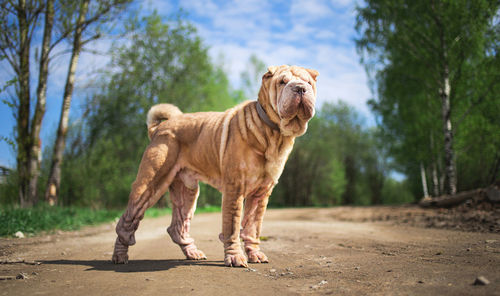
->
[292,85,307,95]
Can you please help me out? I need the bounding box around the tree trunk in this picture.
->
[420,162,429,197]
[45,0,89,206]
[438,158,445,194]
[419,189,479,208]
[432,162,439,197]
[28,0,54,204]
[440,62,457,195]
[435,11,457,196]
[16,0,32,207]
[342,155,356,205]
[429,132,440,197]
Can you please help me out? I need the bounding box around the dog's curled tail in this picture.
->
[146,104,182,139]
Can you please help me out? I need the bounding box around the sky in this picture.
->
[0,0,371,168]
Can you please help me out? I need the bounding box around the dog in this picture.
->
[112,65,318,267]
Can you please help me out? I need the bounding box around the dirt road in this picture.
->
[1,207,499,295]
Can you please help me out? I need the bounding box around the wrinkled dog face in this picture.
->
[264,65,318,136]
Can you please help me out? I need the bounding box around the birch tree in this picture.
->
[356,0,500,196]
[28,0,54,204]
[1,0,130,207]
[45,0,131,205]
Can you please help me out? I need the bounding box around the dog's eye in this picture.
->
[280,80,286,85]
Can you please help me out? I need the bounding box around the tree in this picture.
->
[57,13,238,207]
[29,0,54,206]
[273,101,395,207]
[240,54,266,100]
[44,0,131,205]
[356,0,500,196]
[0,0,130,207]
[1,0,50,207]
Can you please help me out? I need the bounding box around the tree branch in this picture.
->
[81,33,101,46]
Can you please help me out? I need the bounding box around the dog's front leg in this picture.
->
[241,194,270,263]
[220,192,247,267]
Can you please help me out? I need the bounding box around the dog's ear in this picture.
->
[263,66,278,79]
[267,66,278,75]
[306,68,319,81]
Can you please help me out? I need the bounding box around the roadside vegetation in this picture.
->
[0,204,121,237]
[1,1,498,236]
[0,203,221,237]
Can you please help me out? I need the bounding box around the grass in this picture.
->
[143,205,221,218]
[0,204,221,237]
[0,204,122,237]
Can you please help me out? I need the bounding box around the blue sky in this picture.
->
[0,0,370,168]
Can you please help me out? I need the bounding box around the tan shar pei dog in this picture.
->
[112,65,318,267]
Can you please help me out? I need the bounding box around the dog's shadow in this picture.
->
[41,259,224,273]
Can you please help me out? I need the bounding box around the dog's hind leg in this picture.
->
[112,137,178,264]
[167,170,207,260]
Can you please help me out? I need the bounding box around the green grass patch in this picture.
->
[196,205,221,213]
[0,204,221,237]
[144,205,220,217]
[0,204,122,237]
[144,207,172,218]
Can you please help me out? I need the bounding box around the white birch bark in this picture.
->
[45,0,89,205]
[28,0,54,204]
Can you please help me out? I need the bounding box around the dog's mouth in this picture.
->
[297,99,315,121]
[279,98,315,122]
[282,116,305,135]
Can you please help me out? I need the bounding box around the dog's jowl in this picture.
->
[112,65,319,267]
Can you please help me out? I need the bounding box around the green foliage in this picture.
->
[356,0,500,197]
[0,171,18,205]
[0,77,17,98]
[195,205,222,213]
[240,54,267,99]
[35,13,416,210]
[198,183,222,207]
[142,205,220,218]
[56,13,238,208]
[381,178,414,205]
[272,101,413,207]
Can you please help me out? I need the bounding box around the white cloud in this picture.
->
[331,0,354,8]
[174,0,372,121]
[290,0,334,20]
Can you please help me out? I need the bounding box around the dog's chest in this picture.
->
[235,146,292,196]
[264,137,295,184]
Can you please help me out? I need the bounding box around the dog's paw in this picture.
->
[112,237,129,264]
[247,250,268,263]
[112,252,129,264]
[224,252,248,267]
[183,245,207,260]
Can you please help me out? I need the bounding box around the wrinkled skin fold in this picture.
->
[112,65,318,267]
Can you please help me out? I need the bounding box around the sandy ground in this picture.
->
[1,207,499,295]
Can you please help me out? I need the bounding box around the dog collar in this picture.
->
[256,101,280,131]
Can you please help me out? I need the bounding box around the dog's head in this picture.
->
[258,65,318,136]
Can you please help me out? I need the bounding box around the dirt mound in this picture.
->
[412,184,500,232]
[375,204,500,233]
